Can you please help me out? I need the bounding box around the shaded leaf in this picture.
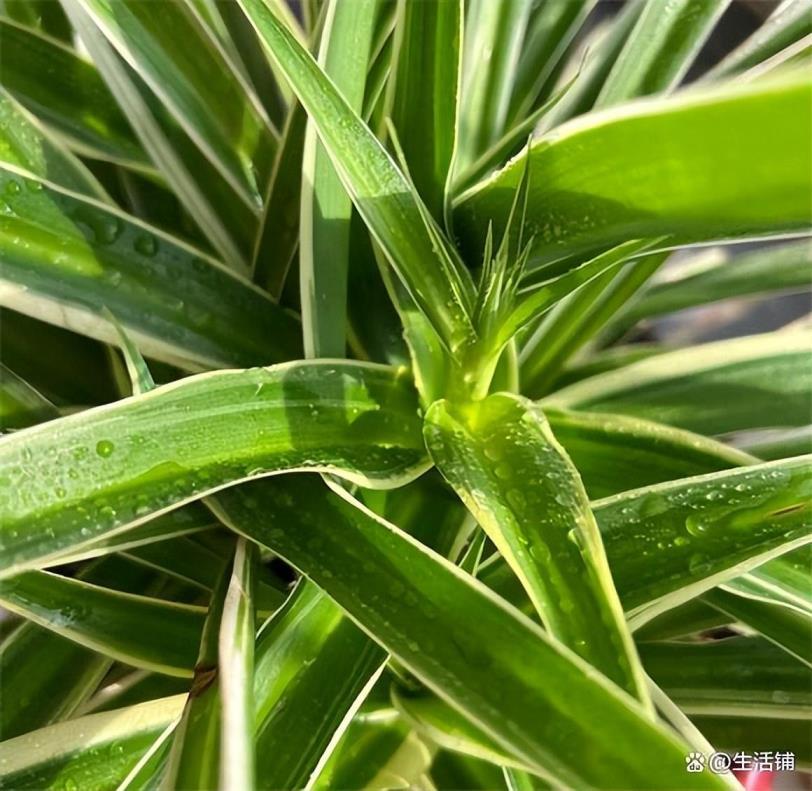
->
[546,329,812,435]
[238,0,476,354]
[0,569,205,675]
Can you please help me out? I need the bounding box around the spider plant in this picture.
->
[0,0,810,788]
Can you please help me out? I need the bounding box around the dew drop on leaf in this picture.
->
[685,514,710,537]
[96,440,115,458]
[134,234,158,257]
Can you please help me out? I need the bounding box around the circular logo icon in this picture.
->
[709,752,732,774]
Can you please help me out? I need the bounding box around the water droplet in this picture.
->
[483,446,501,462]
[494,463,511,480]
[529,542,551,563]
[673,536,689,547]
[506,489,526,510]
[97,217,122,244]
[95,440,115,458]
[134,234,157,256]
[685,515,710,537]
[5,180,21,196]
[688,553,711,575]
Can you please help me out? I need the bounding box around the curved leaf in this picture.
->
[50,506,218,568]
[546,407,755,498]
[400,637,811,771]
[70,0,274,206]
[455,75,812,269]
[0,570,204,676]
[238,0,476,355]
[642,637,811,718]
[394,688,535,775]
[506,0,597,125]
[597,456,812,616]
[536,0,644,132]
[0,88,109,199]
[610,240,812,331]
[546,329,812,435]
[704,586,812,668]
[425,394,650,705]
[480,456,812,618]
[518,250,666,395]
[0,696,185,791]
[0,165,301,371]
[0,622,110,740]
[739,425,812,461]
[62,1,262,269]
[704,0,812,79]
[215,476,726,790]
[0,556,155,739]
[251,581,385,790]
[596,0,730,105]
[0,361,427,575]
[311,710,432,791]
[0,18,147,168]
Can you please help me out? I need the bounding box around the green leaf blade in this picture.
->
[0,165,301,371]
[238,0,476,354]
[424,394,650,705]
[0,570,204,675]
[597,0,730,106]
[216,477,725,790]
[0,361,427,575]
[546,329,812,435]
[388,0,461,220]
[299,0,377,358]
[456,76,812,269]
[0,695,185,791]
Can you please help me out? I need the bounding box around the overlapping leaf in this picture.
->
[215,476,725,790]
[456,75,812,269]
[0,361,427,575]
